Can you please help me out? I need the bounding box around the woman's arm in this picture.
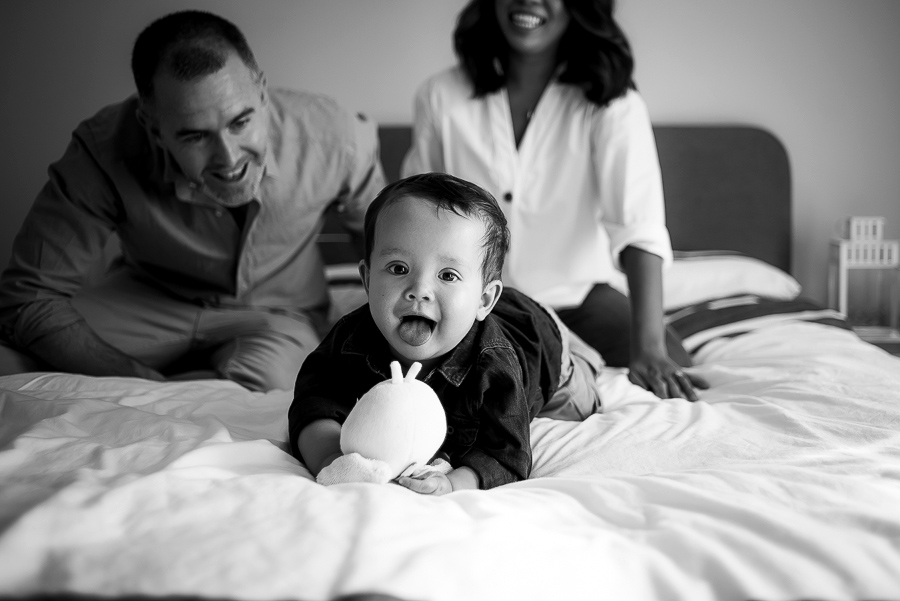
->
[621,246,705,401]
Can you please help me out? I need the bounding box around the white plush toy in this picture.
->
[317,361,451,485]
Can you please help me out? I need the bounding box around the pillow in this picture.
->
[666,295,849,354]
[323,252,804,322]
[325,263,367,326]
[663,252,801,311]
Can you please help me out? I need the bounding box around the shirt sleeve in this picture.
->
[287,320,359,460]
[400,78,445,178]
[454,347,533,489]
[0,128,119,347]
[593,91,673,271]
[334,111,386,234]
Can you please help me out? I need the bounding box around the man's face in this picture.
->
[360,196,501,371]
[145,52,268,207]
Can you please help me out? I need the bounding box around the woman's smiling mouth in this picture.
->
[510,12,545,30]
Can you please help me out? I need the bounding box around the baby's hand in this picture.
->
[397,469,452,495]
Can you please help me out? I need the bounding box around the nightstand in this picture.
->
[826,217,900,357]
[854,326,900,356]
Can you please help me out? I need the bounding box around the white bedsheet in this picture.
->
[1,322,899,601]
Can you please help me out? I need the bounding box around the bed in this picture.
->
[2,125,900,601]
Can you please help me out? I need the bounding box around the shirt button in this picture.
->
[503,192,513,202]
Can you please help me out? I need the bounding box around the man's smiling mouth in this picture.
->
[211,162,249,184]
[398,315,436,347]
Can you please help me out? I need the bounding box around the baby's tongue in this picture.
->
[398,317,433,346]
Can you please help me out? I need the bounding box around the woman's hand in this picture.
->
[628,349,708,402]
[619,247,708,402]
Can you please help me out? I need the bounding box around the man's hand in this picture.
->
[628,350,708,402]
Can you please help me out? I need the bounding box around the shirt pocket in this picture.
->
[442,415,480,456]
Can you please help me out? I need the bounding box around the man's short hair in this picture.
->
[131,10,261,101]
[363,172,510,283]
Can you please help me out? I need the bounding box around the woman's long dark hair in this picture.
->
[453,0,635,107]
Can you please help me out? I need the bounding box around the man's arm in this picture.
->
[28,319,164,380]
[0,125,140,376]
[334,112,386,234]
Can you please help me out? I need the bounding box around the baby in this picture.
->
[288,172,602,493]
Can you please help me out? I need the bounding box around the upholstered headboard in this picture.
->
[322,125,792,273]
[652,126,791,272]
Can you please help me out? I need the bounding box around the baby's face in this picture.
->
[361,196,499,371]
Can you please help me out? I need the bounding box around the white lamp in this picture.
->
[827,216,900,347]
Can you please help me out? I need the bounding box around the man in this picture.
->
[0,10,385,391]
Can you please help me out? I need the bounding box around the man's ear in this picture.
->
[257,72,269,106]
[475,279,503,321]
[358,260,370,294]
[136,102,163,148]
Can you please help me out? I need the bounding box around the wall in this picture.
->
[2,0,899,304]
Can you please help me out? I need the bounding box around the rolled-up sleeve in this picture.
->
[454,347,532,489]
[334,112,386,234]
[0,129,119,346]
[594,91,673,271]
[287,314,374,460]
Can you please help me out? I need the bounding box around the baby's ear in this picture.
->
[358,260,370,294]
[475,279,503,321]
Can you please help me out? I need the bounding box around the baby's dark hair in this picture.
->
[363,173,510,283]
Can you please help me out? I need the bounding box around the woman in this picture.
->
[401,0,706,400]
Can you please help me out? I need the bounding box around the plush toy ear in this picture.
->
[402,361,422,382]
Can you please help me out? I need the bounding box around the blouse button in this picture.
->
[503,192,513,202]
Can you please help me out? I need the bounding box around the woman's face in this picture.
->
[495,0,570,58]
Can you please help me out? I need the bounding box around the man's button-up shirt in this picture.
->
[0,89,385,347]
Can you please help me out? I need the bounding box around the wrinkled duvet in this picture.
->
[1,321,899,601]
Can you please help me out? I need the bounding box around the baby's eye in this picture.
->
[386,263,408,275]
[439,271,460,282]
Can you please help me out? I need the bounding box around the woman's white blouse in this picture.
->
[401,67,672,309]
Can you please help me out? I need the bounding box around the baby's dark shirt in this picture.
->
[288,288,563,489]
